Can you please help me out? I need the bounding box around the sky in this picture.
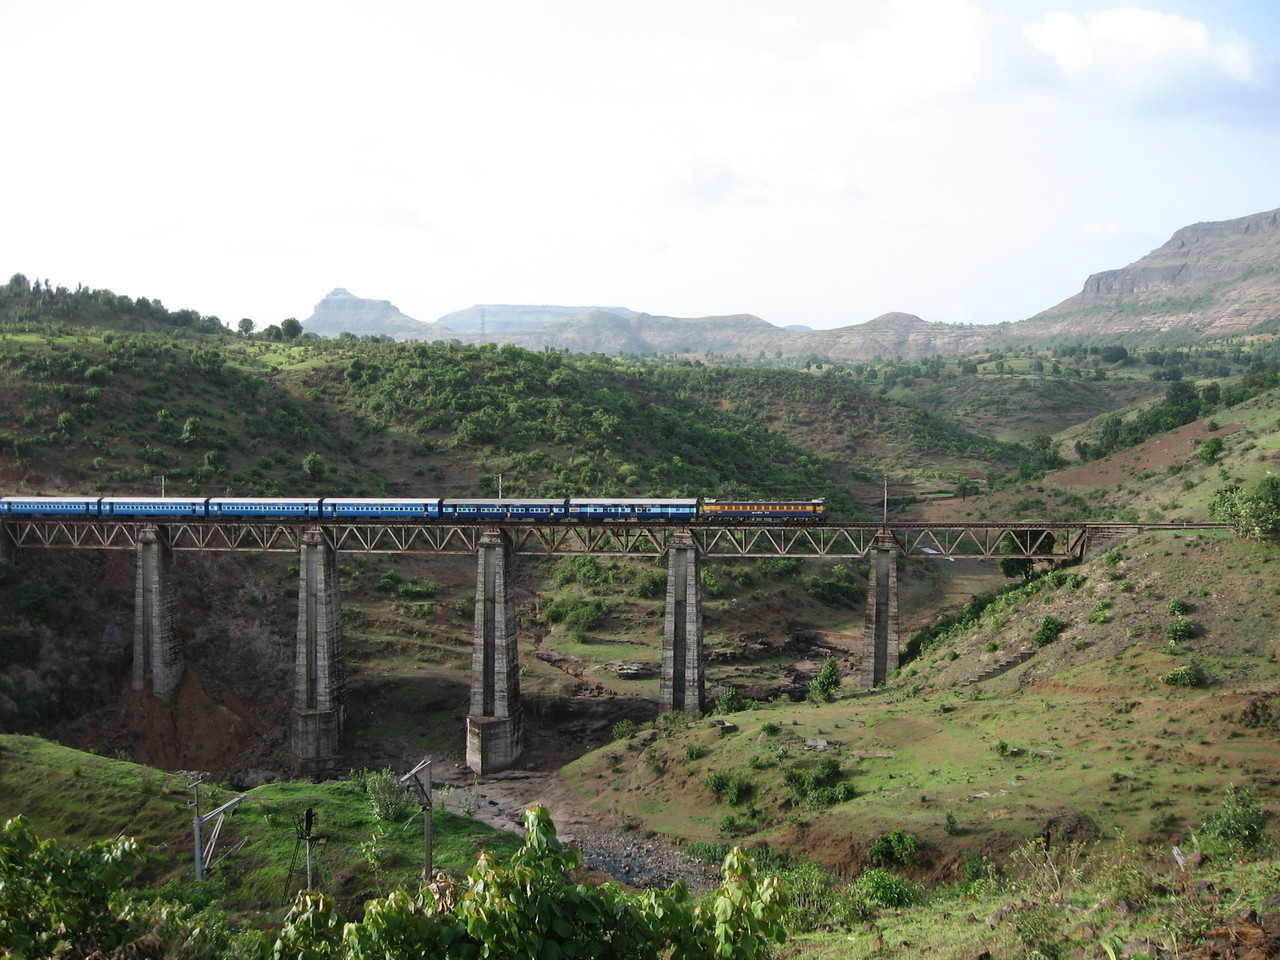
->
[0,0,1276,331]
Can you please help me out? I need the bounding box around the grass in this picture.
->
[0,735,521,913]
[565,531,1280,870]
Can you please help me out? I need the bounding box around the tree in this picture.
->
[261,324,284,342]
[237,317,254,336]
[1211,477,1280,541]
[281,317,303,340]
[954,477,979,501]
[302,451,326,480]
[808,657,842,702]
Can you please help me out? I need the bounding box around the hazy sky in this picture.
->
[1,1,1276,330]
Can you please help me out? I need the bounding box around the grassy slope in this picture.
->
[909,384,1280,524]
[0,734,520,912]
[564,532,1280,871]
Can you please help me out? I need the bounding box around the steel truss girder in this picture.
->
[3,519,1227,559]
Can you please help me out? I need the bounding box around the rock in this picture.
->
[615,662,657,679]
[708,719,737,733]
[1040,808,1100,845]
[304,288,434,340]
[804,738,830,750]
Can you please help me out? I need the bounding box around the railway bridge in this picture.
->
[0,518,1227,775]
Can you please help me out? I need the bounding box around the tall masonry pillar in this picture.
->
[861,530,900,688]
[292,527,344,775]
[132,524,182,698]
[660,529,704,713]
[466,529,522,774]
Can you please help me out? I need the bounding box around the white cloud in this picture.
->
[1024,8,1256,88]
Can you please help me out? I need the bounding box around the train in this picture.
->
[0,496,826,523]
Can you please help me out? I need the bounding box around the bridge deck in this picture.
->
[0,519,1229,558]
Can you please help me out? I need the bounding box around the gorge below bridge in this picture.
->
[0,518,1228,775]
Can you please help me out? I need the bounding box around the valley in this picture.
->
[2,272,1279,959]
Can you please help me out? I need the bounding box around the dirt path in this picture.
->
[435,764,718,891]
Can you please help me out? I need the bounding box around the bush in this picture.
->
[783,757,850,807]
[633,569,666,599]
[1200,784,1268,857]
[707,772,752,805]
[544,594,609,633]
[714,685,753,715]
[684,744,707,761]
[867,830,919,868]
[808,658,842,702]
[365,768,411,823]
[1168,597,1193,616]
[761,721,781,736]
[943,813,960,836]
[1162,663,1208,688]
[1166,617,1199,643]
[612,718,637,740]
[852,868,921,908]
[1031,615,1068,647]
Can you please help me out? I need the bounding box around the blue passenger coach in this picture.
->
[567,498,698,521]
[439,499,569,521]
[321,499,440,519]
[102,497,209,517]
[0,497,101,515]
[207,498,322,518]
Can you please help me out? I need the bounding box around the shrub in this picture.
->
[684,744,707,761]
[365,768,411,822]
[633,569,666,599]
[867,830,919,868]
[544,594,609,632]
[1200,784,1268,857]
[453,596,476,620]
[852,868,921,908]
[397,578,441,600]
[757,556,803,578]
[1168,597,1192,616]
[1162,663,1208,688]
[761,721,781,736]
[783,757,850,807]
[376,570,405,592]
[808,658,842,702]
[943,813,960,836]
[1031,615,1068,647]
[1088,599,1111,624]
[612,718,637,741]
[714,685,752,714]
[706,771,733,798]
[1166,616,1198,643]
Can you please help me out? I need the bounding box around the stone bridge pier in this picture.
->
[132,524,182,698]
[293,527,344,775]
[861,529,900,687]
[660,529,704,713]
[466,529,523,774]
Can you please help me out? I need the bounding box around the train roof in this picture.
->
[100,496,209,503]
[1,495,101,502]
[443,498,567,505]
[323,498,441,505]
[207,497,322,503]
[569,498,699,505]
[702,498,825,504]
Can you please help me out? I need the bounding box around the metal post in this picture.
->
[192,814,204,881]
[305,835,313,889]
[400,757,433,882]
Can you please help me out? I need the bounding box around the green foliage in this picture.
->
[866,830,919,868]
[1165,617,1199,643]
[707,771,753,805]
[807,658,842,703]
[684,744,707,762]
[943,813,960,836]
[756,557,803,579]
[761,722,781,737]
[783,757,853,807]
[803,561,865,608]
[1210,477,1280,541]
[1199,784,1268,857]
[1161,662,1208,688]
[0,816,139,957]
[851,868,921,908]
[612,718,638,741]
[544,594,610,634]
[365,768,411,823]
[632,569,667,599]
[713,685,753,715]
[1195,435,1225,464]
[1167,597,1192,616]
[301,450,326,480]
[1031,615,1068,647]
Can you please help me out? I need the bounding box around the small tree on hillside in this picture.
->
[809,658,842,702]
[237,317,255,336]
[280,317,303,340]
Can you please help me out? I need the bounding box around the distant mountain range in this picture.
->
[305,206,1280,357]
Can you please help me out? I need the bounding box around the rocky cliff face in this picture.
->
[1022,207,1280,339]
[308,206,1280,356]
[304,288,435,340]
